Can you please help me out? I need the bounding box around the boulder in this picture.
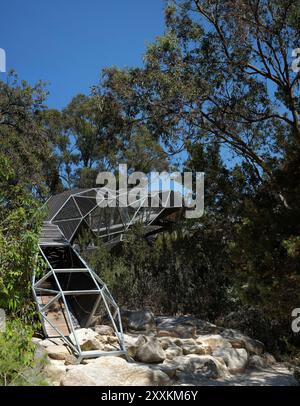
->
[107,335,119,344]
[45,345,71,361]
[64,354,80,366]
[212,347,248,373]
[156,317,196,338]
[61,369,98,386]
[134,336,166,363]
[124,334,166,363]
[220,329,264,355]
[97,334,119,345]
[44,359,67,385]
[158,337,174,350]
[157,329,184,338]
[60,356,171,386]
[165,354,230,379]
[248,353,276,369]
[38,338,65,348]
[122,309,156,333]
[39,339,54,348]
[156,316,220,337]
[182,343,212,356]
[123,334,141,358]
[197,334,232,350]
[32,337,42,345]
[248,355,267,369]
[148,363,178,379]
[103,344,118,352]
[94,325,114,336]
[165,345,183,360]
[174,338,197,346]
[69,328,103,351]
[158,337,212,355]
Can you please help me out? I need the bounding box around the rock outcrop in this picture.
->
[122,309,156,333]
[134,336,166,363]
[34,314,298,387]
[61,356,171,386]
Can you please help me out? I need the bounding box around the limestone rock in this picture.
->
[103,344,118,352]
[158,337,174,350]
[60,356,171,386]
[45,345,71,361]
[61,369,98,386]
[157,329,183,338]
[94,325,114,336]
[220,329,264,355]
[175,338,197,346]
[134,336,166,363]
[197,334,232,350]
[148,363,178,379]
[32,337,42,345]
[156,318,196,338]
[122,309,156,333]
[158,337,210,355]
[39,338,64,348]
[156,316,219,338]
[64,354,80,366]
[123,334,141,358]
[248,353,276,369]
[248,355,267,369]
[182,343,212,356]
[212,347,248,373]
[165,344,183,360]
[96,334,119,345]
[69,328,103,351]
[44,359,67,385]
[124,334,166,363]
[165,354,230,379]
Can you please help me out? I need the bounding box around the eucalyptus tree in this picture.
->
[0,72,54,195]
[102,0,300,207]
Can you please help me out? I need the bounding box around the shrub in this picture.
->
[0,319,47,386]
[0,156,43,323]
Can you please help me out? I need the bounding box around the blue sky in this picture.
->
[0,0,165,108]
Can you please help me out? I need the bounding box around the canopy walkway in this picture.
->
[32,188,181,360]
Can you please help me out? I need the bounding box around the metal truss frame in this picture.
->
[49,188,171,243]
[32,238,126,362]
[33,188,175,360]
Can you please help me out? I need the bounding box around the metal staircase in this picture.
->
[32,222,125,361]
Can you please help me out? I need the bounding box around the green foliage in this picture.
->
[283,236,300,259]
[0,156,43,323]
[0,72,53,195]
[0,320,47,386]
[83,223,232,320]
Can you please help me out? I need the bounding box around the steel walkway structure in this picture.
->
[33,188,181,360]
[33,222,126,361]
